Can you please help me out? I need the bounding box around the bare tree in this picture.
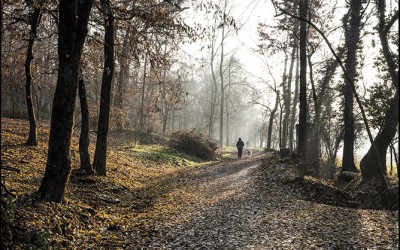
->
[24,3,41,146]
[341,0,363,173]
[93,0,115,176]
[38,0,94,202]
[360,0,399,180]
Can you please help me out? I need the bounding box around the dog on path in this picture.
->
[247,149,252,157]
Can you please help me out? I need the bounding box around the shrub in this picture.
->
[168,130,219,160]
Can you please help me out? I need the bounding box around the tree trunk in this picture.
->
[225,65,231,146]
[208,14,219,138]
[267,91,279,150]
[280,53,288,148]
[360,89,398,179]
[25,7,41,146]
[298,0,308,159]
[140,54,148,131]
[78,78,93,174]
[289,48,299,153]
[38,0,93,202]
[113,26,131,131]
[360,0,399,180]
[282,25,298,149]
[341,0,362,173]
[93,0,114,176]
[219,15,226,147]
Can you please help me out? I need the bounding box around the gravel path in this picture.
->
[134,152,399,250]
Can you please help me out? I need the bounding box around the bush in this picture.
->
[168,130,219,160]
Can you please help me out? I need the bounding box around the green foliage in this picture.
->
[168,130,219,160]
[1,194,17,249]
[21,229,51,250]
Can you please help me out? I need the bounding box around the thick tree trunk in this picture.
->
[360,0,399,180]
[360,89,399,179]
[25,7,40,146]
[93,0,114,176]
[38,0,93,202]
[298,0,308,159]
[341,0,362,173]
[78,78,93,174]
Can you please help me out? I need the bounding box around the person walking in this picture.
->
[236,138,245,158]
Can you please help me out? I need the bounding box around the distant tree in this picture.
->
[38,0,94,202]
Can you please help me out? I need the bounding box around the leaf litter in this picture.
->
[1,118,398,249]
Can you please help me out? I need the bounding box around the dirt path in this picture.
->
[134,152,268,249]
[130,152,398,250]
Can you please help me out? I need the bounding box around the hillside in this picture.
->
[1,118,398,249]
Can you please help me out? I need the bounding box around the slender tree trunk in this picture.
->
[78,78,93,174]
[225,65,231,146]
[93,0,114,176]
[219,17,226,147]
[282,26,298,149]
[280,53,288,148]
[161,45,169,134]
[113,26,131,131]
[208,14,219,138]
[289,48,299,153]
[140,55,148,131]
[298,0,308,160]
[267,91,279,150]
[25,7,41,146]
[38,0,93,202]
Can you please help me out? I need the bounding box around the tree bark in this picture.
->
[280,53,288,148]
[341,0,362,173]
[140,54,148,131]
[78,78,93,174]
[289,48,299,153]
[219,12,226,148]
[267,91,279,150]
[298,0,308,159]
[25,7,41,146]
[38,0,93,202]
[93,0,114,176]
[282,25,298,149]
[113,26,131,131]
[360,0,399,180]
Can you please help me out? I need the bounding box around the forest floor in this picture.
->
[1,118,399,249]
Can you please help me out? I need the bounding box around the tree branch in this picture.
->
[272,2,386,186]
[384,9,399,34]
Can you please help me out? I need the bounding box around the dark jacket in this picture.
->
[236,139,244,149]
